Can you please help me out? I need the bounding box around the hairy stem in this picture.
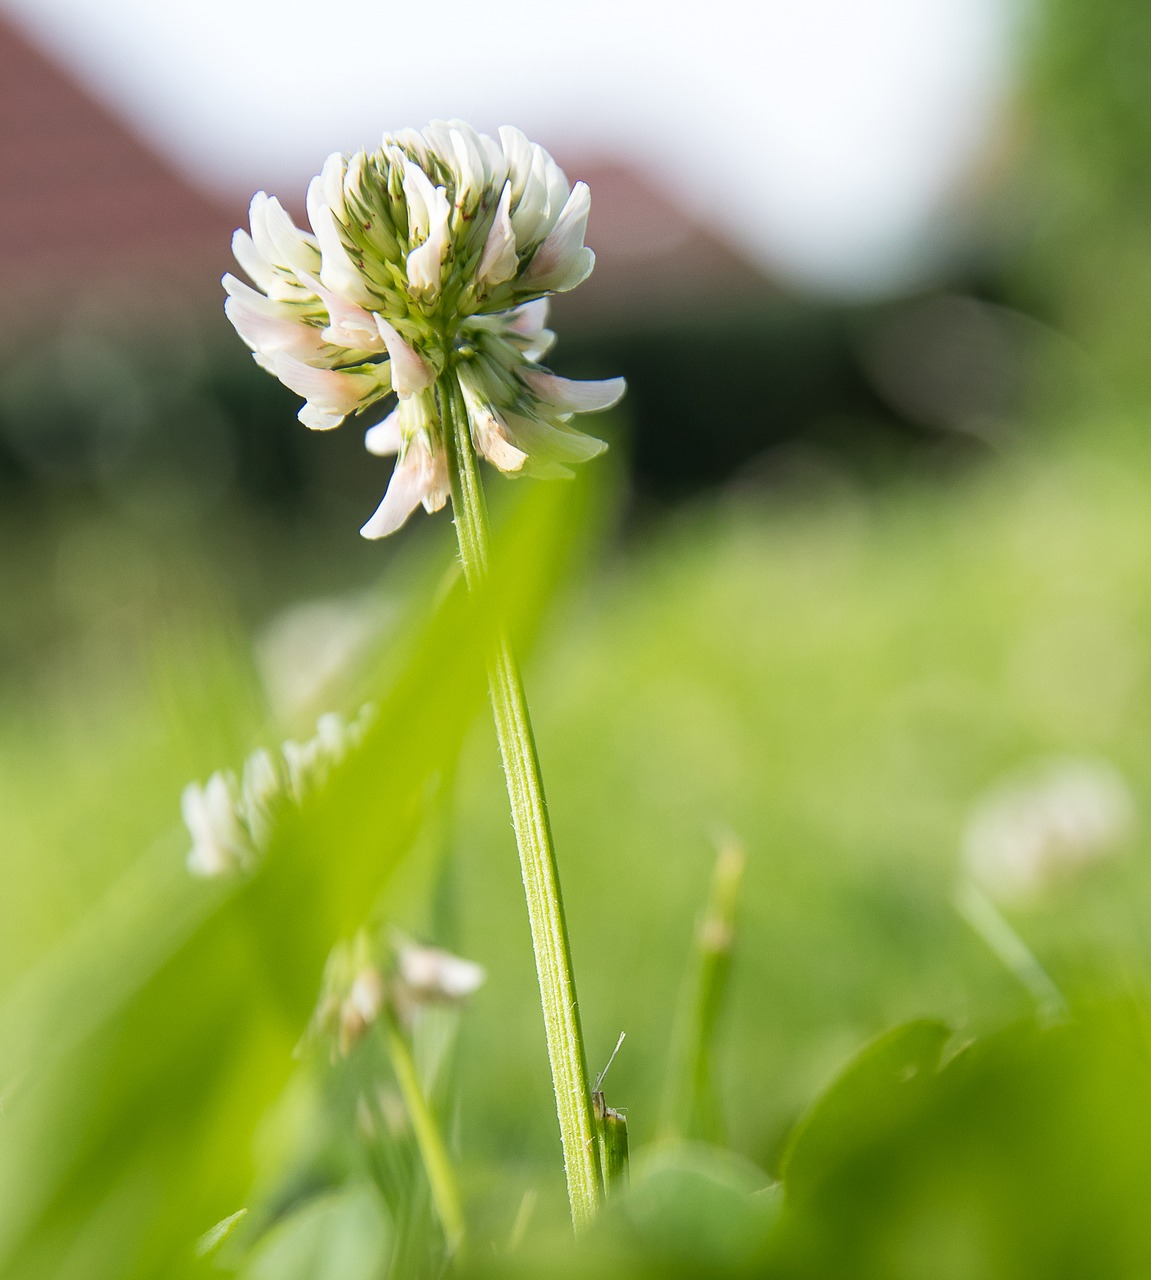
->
[439,369,603,1228]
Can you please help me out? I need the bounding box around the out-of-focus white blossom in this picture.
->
[962,757,1136,905]
[182,771,256,878]
[396,941,487,1003]
[182,705,375,878]
[304,931,485,1060]
[224,121,623,538]
[255,592,386,719]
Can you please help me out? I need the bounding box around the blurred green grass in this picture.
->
[4,409,1151,1271]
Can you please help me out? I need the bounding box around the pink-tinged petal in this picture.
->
[459,369,527,473]
[224,294,328,361]
[522,370,626,414]
[364,409,402,456]
[293,266,384,352]
[476,182,518,286]
[504,298,556,359]
[374,316,435,397]
[521,181,595,293]
[270,352,374,422]
[360,443,433,538]
[507,297,550,337]
[475,415,528,472]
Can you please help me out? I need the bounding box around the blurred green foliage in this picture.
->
[6,402,1151,1274]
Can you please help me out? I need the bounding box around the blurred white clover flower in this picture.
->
[255,591,387,719]
[305,931,486,1059]
[396,940,486,1004]
[962,757,1136,905]
[223,120,624,538]
[183,705,375,877]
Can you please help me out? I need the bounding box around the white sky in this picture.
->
[2,0,1019,295]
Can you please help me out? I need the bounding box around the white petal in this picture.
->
[522,370,626,414]
[398,943,486,999]
[475,415,528,472]
[360,443,433,538]
[271,352,374,420]
[401,159,436,236]
[449,124,488,205]
[374,316,435,397]
[293,268,384,352]
[224,293,328,361]
[510,145,554,244]
[405,175,451,302]
[499,126,534,202]
[364,409,402,456]
[476,182,518,287]
[504,299,556,359]
[521,182,595,293]
[183,773,250,877]
[256,195,320,280]
[231,228,280,296]
[222,272,303,317]
[299,404,346,431]
[308,156,377,309]
[477,129,508,188]
[246,192,276,271]
[459,369,527,472]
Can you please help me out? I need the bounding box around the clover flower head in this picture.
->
[962,757,1136,905]
[304,930,485,1060]
[224,120,624,538]
[183,705,375,877]
[396,940,486,1004]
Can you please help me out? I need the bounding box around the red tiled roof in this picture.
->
[1,13,238,313]
[1,12,774,333]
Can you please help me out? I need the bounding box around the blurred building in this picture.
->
[0,11,776,333]
[0,9,983,511]
[0,14,238,326]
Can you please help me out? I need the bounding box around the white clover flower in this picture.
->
[396,941,486,1003]
[182,705,376,877]
[303,931,485,1059]
[224,120,624,538]
[183,771,257,878]
[962,757,1136,905]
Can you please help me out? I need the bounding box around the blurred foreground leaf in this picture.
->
[0,476,599,1280]
[770,1001,1151,1280]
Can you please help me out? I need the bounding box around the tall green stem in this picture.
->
[383,1014,466,1255]
[438,370,603,1228]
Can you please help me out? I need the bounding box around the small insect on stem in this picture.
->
[593,1032,629,1194]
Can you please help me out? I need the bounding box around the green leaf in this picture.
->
[777,1019,952,1201]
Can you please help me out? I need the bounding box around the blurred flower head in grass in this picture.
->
[223,120,624,537]
[183,705,375,877]
[962,757,1136,906]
